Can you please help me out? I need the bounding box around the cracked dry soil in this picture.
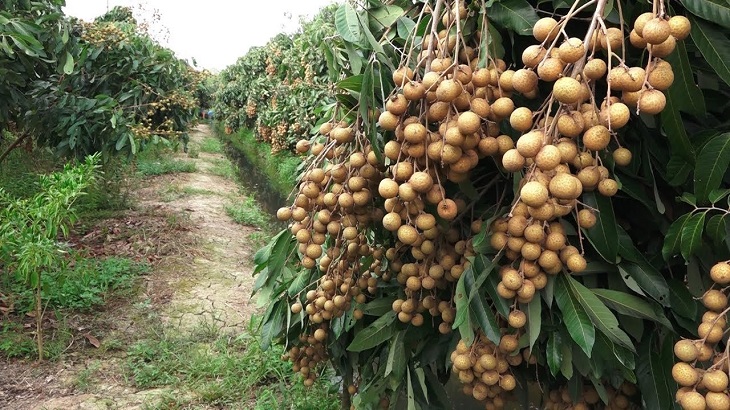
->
[1,124,261,409]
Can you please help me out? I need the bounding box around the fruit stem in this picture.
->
[426,0,445,71]
[570,0,609,78]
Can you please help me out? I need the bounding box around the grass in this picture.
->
[207,158,236,179]
[126,319,340,410]
[218,125,300,198]
[225,196,271,229]
[160,184,217,202]
[198,137,224,154]
[136,157,197,176]
[0,257,149,359]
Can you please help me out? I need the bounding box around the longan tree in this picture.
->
[252,0,730,409]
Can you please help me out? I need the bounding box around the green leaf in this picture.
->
[348,311,397,352]
[694,133,730,203]
[636,334,675,410]
[396,17,416,39]
[567,275,635,352]
[335,3,362,43]
[465,268,501,345]
[707,213,730,245]
[690,15,730,86]
[681,0,730,29]
[555,274,595,358]
[668,279,698,320]
[582,192,619,263]
[560,342,574,379]
[546,331,562,376]
[63,51,74,75]
[385,330,406,378]
[260,301,285,350]
[592,288,672,328]
[666,39,706,118]
[662,213,691,260]
[287,270,311,296]
[660,93,695,164]
[526,297,541,353]
[680,212,706,260]
[489,0,540,35]
[618,262,670,307]
[369,5,404,30]
[708,188,730,204]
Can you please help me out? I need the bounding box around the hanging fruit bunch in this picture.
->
[250,0,730,408]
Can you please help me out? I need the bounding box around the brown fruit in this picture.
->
[698,321,725,344]
[598,178,619,197]
[537,58,566,82]
[516,130,545,158]
[491,97,515,118]
[674,339,699,363]
[521,181,550,207]
[650,35,677,58]
[642,18,671,45]
[393,66,414,85]
[458,111,481,135]
[702,370,729,393]
[550,173,582,199]
[397,225,419,245]
[533,17,559,42]
[577,209,597,228]
[510,107,533,132]
[583,125,611,151]
[512,69,539,94]
[508,310,527,328]
[711,262,730,285]
[522,45,547,68]
[613,147,632,166]
[584,58,608,81]
[566,253,587,273]
[436,79,462,102]
[639,90,667,115]
[559,38,585,64]
[703,289,728,312]
[438,198,458,220]
[553,77,583,104]
[634,12,655,37]
[672,362,700,387]
[409,172,433,193]
[669,15,691,40]
[648,64,675,91]
[502,149,526,172]
[680,391,707,410]
[629,29,647,49]
[706,392,730,410]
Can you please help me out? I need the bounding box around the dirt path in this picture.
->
[1,124,261,410]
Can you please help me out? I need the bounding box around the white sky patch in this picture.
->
[63,0,338,71]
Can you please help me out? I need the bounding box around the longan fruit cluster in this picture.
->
[450,334,521,410]
[283,331,329,386]
[543,382,639,409]
[673,262,730,410]
[246,101,257,118]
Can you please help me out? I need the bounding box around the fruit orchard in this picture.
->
[245,0,730,409]
[0,1,203,161]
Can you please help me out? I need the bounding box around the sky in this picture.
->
[63,0,338,71]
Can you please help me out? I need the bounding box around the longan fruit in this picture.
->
[502,148,526,172]
[512,69,538,94]
[650,35,677,58]
[516,130,545,158]
[521,181,550,207]
[553,77,583,105]
[598,178,619,197]
[629,29,647,49]
[566,253,587,273]
[613,147,632,166]
[558,37,585,64]
[705,391,730,410]
[648,65,675,91]
[703,289,728,312]
[669,15,691,41]
[680,391,707,410]
[535,144,562,171]
[672,362,700,387]
[698,321,725,344]
[502,268,524,291]
[571,210,595,230]
[642,18,671,45]
[674,339,699,363]
[508,310,527,328]
[582,125,611,151]
[638,89,667,115]
[510,107,534,132]
[710,262,730,286]
[634,12,655,37]
[533,17,559,42]
[522,45,547,68]
[702,369,729,393]
[491,97,516,118]
[584,58,607,81]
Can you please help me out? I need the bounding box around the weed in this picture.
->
[225,197,270,229]
[207,158,236,179]
[198,137,224,154]
[126,318,339,409]
[186,145,200,159]
[74,360,103,391]
[136,158,196,176]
